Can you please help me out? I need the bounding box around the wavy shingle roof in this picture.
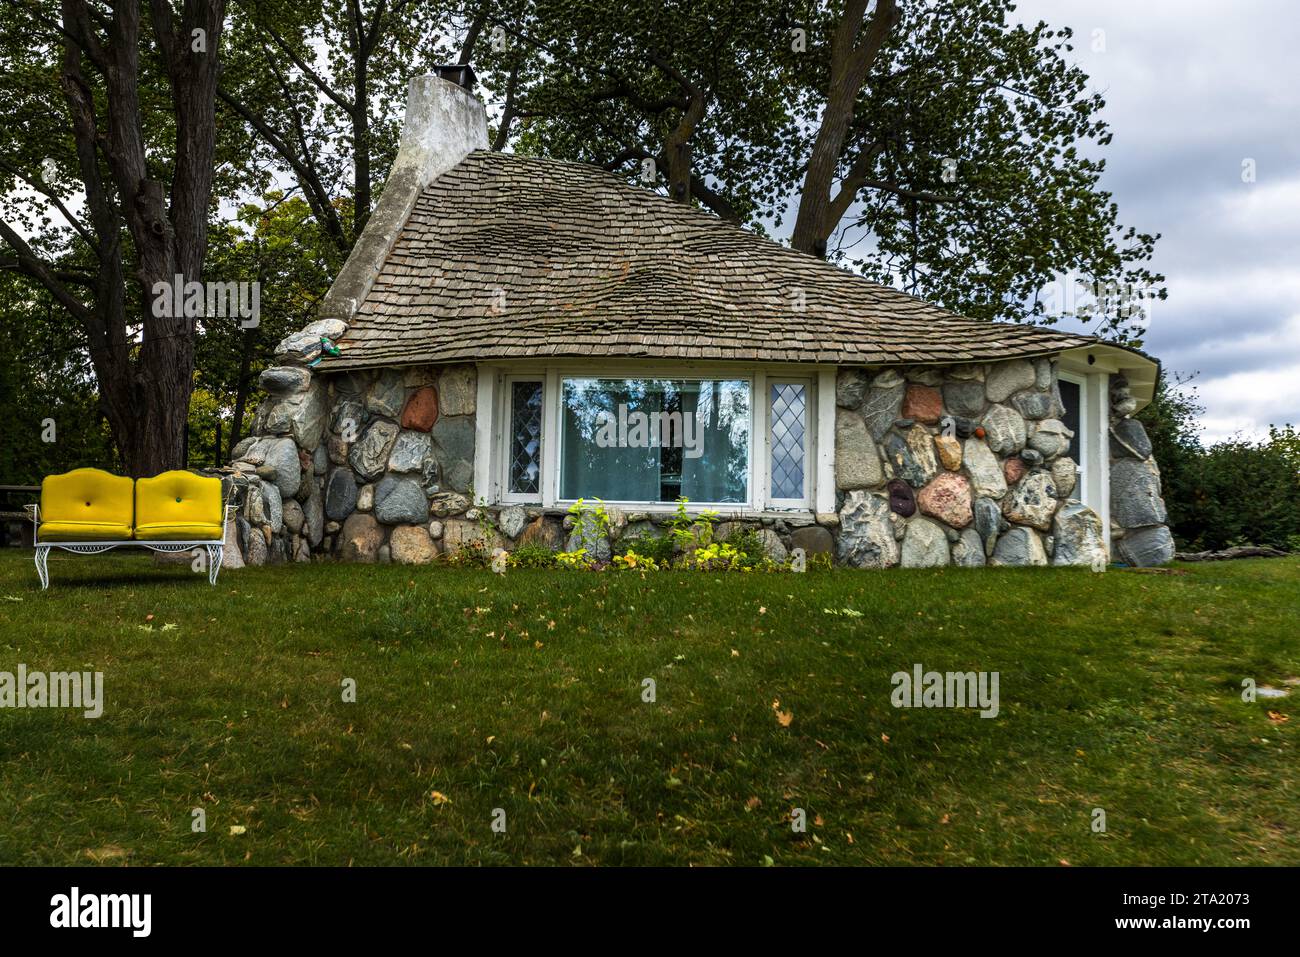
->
[327,151,1095,370]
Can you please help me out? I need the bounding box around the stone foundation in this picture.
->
[215,342,1166,568]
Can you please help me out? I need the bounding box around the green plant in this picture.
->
[619,531,675,566]
[509,542,558,569]
[724,528,767,569]
[665,497,719,553]
[681,541,743,571]
[554,548,594,569]
[442,542,490,568]
[474,496,500,545]
[567,498,612,554]
[612,548,660,571]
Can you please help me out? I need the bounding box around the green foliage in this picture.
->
[1139,377,1300,551]
[1177,438,1300,551]
[0,274,116,482]
[723,527,768,569]
[510,0,1163,336]
[665,497,719,552]
[508,542,558,569]
[554,548,595,569]
[567,498,611,548]
[619,531,675,566]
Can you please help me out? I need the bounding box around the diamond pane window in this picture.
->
[769,382,807,501]
[508,380,543,494]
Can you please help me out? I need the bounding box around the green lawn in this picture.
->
[0,549,1296,866]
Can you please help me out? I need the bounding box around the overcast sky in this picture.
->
[1010,0,1300,442]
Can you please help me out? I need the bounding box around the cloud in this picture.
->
[1014,0,1300,441]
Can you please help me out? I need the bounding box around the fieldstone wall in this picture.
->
[220,357,483,566]
[831,359,1108,568]
[1108,375,1175,565]
[217,342,1163,568]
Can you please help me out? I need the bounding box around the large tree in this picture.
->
[217,0,475,271]
[500,0,1163,336]
[0,0,228,476]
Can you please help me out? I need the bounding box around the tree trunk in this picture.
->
[792,0,898,258]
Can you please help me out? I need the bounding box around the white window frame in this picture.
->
[479,362,829,514]
[498,374,545,504]
[1058,368,1112,551]
[764,376,814,510]
[1058,370,1089,495]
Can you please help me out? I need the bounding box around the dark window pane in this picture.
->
[509,381,543,494]
[1058,379,1081,462]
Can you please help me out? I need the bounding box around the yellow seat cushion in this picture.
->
[40,468,135,539]
[37,520,134,542]
[133,522,225,542]
[134,471,224,541]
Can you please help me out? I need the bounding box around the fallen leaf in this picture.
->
[229,825,247,836]
[430,791,451,806]
[771,699,793,727]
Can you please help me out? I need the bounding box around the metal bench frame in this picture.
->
[26,502,237,589]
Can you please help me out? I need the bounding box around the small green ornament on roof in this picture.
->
[309,337,342,367]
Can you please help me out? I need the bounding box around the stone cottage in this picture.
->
[222,69,1173,570]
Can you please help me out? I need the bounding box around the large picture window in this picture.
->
[559,377,751,504]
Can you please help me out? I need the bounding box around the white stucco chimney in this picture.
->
[317,72,489,325]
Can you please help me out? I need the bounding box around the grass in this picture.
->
[0,549,1296,866]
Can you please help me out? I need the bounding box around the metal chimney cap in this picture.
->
[432,63,477,91]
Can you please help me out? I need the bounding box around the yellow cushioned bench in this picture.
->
[36,468,135,542]
[28,468,232,589]
[135,471,225,541]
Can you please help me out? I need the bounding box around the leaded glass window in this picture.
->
[769,382,807,502]
[508,380,543,494]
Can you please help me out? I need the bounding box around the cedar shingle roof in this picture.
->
[327,151,1095,370]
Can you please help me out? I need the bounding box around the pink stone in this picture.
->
[901,384,943,424]
[401,386,439,431]
[916,472,972,529]
[1003,457,1026,486]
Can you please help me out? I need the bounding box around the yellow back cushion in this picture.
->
[41,468,135,526]
[135,471,223,529]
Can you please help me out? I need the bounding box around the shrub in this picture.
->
[509,542,557,568]
[1139,377,1300,550]
[619,531,675,565]
[723,528,767,569]
[555,548,594,569]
